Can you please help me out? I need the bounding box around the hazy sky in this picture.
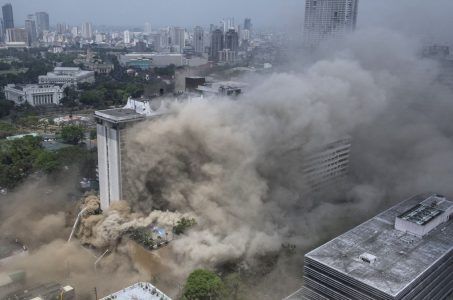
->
[2,0,453,42]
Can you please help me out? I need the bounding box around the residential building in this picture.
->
[171,26,185,51]
[285,193,453,300]
[2,3,13,30]
[303,0,359,49]
[244,18,252,31]
[38,67,95,86]
[24,17,37,44]
[4,84,65,106]
[95,98,169,209]
[99,282,171,300]
[81,22,92,39]
[124,30,131,44]
[210,29,224,62]
[144,22,152,34]
[35,12,49,36]
[193,26,204,54]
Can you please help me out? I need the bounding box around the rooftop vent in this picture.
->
[359,253,377,264]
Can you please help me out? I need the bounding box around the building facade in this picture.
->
[95,98,168,209]
[119,53,185,69]
[25,17,37,44]
[303,0,359,49]
[193,26,204,54]
[38,67,95,85]
[286,193,453,300]
[4,84,65,106]
[225,28,239,53]
[81,22,93,39]
[210,29,224,62]
[5,28,28,45]
[35,12,50,36]
[2,3,14,30]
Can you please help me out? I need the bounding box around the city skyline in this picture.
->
[0,0,451,42]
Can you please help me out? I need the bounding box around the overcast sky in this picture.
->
[2,0,453,42]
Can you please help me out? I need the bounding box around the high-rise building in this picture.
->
[193,26,204,54]
[25,17,37,44]
[224,29,239,53]
[285,193,453,300]
[95,98,169,209]
[2,3,14,30]
[0,18,4,41]
[123,30,131,44]
[56,23,66,34]
[35,12,49,36]
[81,22,92,39]
[303,0,359,49]
[209,29,224,62]
[171,27,185,51]
[244,18,252,31]
[99,282,171,300]
[144,22,152,34]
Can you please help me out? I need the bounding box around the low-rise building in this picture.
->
[38,67,95,86]
[119,52,185,69]
[4,84,65,106]
[100,282,171,300]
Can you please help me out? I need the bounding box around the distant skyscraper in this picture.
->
[224,29,239,53]
[144,22,152,34]
[210,29,224,62]
[244,18,252,31]
[303,0,359,49]
[2,3,14,30]
[123,30,131,44]
[193,26,204,54]
[25,16,37,44]
[56,23,66,34]
[171,27,185,51]
[81,22,93,39]
[35,12,49,36]
[0,19,4,41]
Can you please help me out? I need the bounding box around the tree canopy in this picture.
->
[61,125,85,145]
[183,269,225,300]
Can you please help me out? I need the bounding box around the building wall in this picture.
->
[4,84,64,106]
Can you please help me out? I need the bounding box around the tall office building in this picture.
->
[123,30,131,44]
[285,193,453,300]
[35,12,49,36]
[209,29,224,62]
[193,26,204,54]
[25,17,37,44]
[244,18,252,31]
[303,0,359,49]
[225,29,239,52]
[81,22,93,39]
[2,3,14,30]
[95,98,168,209]
[171,27,185,51]
[0,18,4,41]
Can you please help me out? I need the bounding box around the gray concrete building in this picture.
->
[285,193,453,300]
[303,0,359,49]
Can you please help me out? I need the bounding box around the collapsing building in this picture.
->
[285,193,453,300]
[95,98,170,209]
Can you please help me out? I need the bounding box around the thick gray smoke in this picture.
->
[115,28,453,284]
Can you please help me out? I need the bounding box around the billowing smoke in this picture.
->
[2,27,453,300]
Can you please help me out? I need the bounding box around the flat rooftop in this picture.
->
[305,193,453,298]
[398,203,443,225]
[94,108,145,123]
[0,238,26,260]
[100,282,171,300]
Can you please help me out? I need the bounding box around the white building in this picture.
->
[39,67,95,86]
[303,0,359,49]
[4,84,65,106]
[144,22,152,34]
[81,22,93,39]
[124,30,131,44]
[100,282,171,300]
[95,98,169,209]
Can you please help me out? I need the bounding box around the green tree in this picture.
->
[183,269,225,300]
[173,217,196,235]
[0,122,16,139]
[61,125,84,145]
[34,150,61,173]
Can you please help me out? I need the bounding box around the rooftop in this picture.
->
[95,108,145,123]
[100,282,171,300]
[95,98,170,123]
[305,193,453,298]
[0,237,27,260]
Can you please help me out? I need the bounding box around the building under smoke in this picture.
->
[303,0,359,49]
[99,282,171,300]
[286,193,453,300]
[95,98,169,209]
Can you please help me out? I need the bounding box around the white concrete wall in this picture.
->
[107,127,121,203]
[97,124,110,210]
